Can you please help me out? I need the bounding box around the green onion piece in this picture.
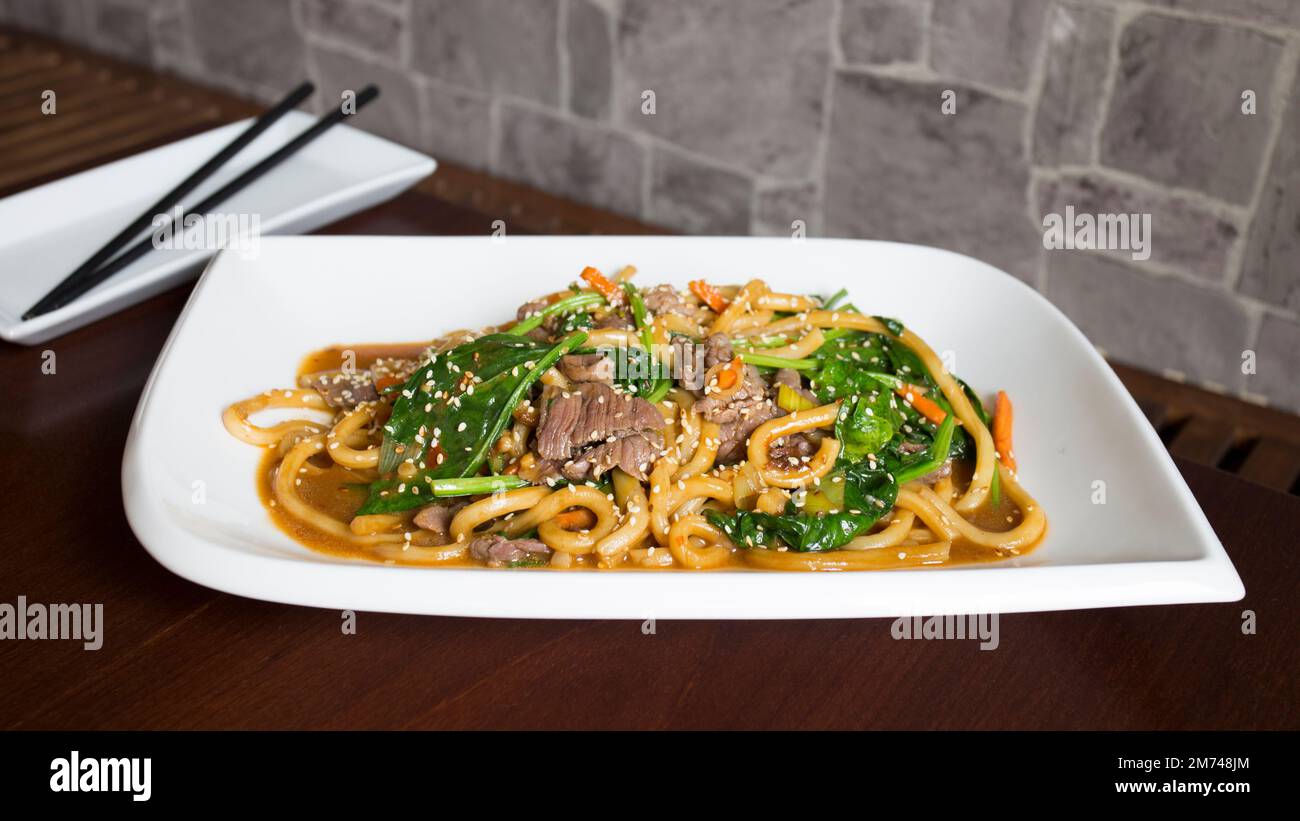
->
[508,292,603,337]
[739,351,818,370]
[776,383,816,412]
[645,379,672,402]
[624,282,672,400]
[732,334,791,349]
[894,414,956,485]
[989,462,1001,506]
[431,475,529,497]
[822,288,849,310]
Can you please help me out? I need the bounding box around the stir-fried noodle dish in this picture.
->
[224,267,1045,570]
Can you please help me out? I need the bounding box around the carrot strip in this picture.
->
[690,279,729,313]
[894,383,947,425]
[580,266,621,303]
[554,508,597,530]
[715,356,744,390]
[374,375,402,392]
[993,390,1016,472]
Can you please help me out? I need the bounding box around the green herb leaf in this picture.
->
[707,459,898,552]
[874,315,905,336]
[358,331,586,515]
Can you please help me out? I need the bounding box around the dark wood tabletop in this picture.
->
[2,27,1297,731]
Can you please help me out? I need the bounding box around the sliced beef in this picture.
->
[516,298,559,341]
[467,534,551,568]
[536,383,664,460]
[641,284,694,316]
[304,370,376,409]
[562,432,662,482]
[774,367,818,405]
[412,500,466,541]
[690,358,784,464]
[670,332,734,393]
[558,353,615,384]
[694,364,767,418]
[714,398,784,463]
[302,357,417,410]
[593,307,635,330]
[768,433,817,468]
[534,382,666,480]
[918,461,953,485]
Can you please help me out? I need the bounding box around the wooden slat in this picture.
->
[1238,437,1300,492]
[0,107,221,190]
[0,85,162,150]
[0,58,91,100]
[0,75,142,129]
[0,47,62,80]
[1112,362,1300,452]
[4,94,209,163]
[1168,415,1238,465]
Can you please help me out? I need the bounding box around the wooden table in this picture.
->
[2,27,1297,731]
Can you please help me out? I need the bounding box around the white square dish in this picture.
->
[0,111,434,345]
[122,235,1244,618]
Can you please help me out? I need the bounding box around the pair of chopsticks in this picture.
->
[23,82,381,320]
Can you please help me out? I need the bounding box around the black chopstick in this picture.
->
[23,81,315,320]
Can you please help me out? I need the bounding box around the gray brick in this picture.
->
[495,105,643,217]
[411,0,559,106]
[1032,2,1113,166]
[930,0,1049,92]
[1145,0,1300,28]
[190,0,304,89]
[567,0,612,119]
[1036,173,1239,281]
[648,149,752,235]
[824,73,1040,282]
[840,0,926,66]
[1239,64,1300,311]
[420,79,492,170]
[311,43,421,149]
[148,0,201,76]
[1045,252,1252,389]
[1252,315,1300,414]
[300,0,404,59]
[86,0,151,62]
[754,182,820,237]
[1099,13,1283,205]
[0,0,88,43]
[616,0,831,179]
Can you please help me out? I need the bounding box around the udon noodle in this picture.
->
[224,269,1045,570]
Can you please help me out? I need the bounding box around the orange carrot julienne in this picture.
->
[894,383,947,425]
[374,375,402,392]
[690,279,729,313]
[554,508,597,530]
[716,356,744,390]
[993,390,1016,472]
[580,266,620,303]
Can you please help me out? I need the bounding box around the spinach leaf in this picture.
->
[707,459,898,552]
[358,331,586,515]
[873,315,905,336]
[835,388,899,462]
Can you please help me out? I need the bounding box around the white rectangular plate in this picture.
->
[122,236,1244,618]
[0,111,434,345]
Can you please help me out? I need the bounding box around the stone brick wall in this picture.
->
[4,0,1297,413]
